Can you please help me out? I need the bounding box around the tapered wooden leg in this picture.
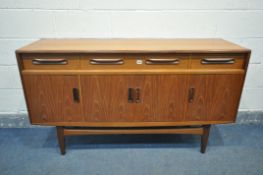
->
[56,126,66,155]
[200,125,211,153]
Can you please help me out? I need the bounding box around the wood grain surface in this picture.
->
[23,75,83,123]
[190,53,245,69]
[16,39,250,127]
[22,74,244,124]
[22,54,80,70]
[16,39,250,54]
[187,74,244,121]
[16,39,251,154]
[80,75,156,122]
[80,53,190,70]
[155,75,188,121]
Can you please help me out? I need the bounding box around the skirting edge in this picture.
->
[0,111,262,128]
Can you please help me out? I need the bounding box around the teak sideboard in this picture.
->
[16,39,250,155]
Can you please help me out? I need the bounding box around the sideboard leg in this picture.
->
[200,125,211,153]
[56,126,66,155]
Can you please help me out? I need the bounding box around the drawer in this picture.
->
[80,54,129,70]
[80,54,189,70]
[21,54,80,70]
[190,54,245,70]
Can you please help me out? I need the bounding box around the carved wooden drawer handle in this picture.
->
[146,58,180,65]
[201,58,235,64]
[32,58,68,65]
[90,59,124,65]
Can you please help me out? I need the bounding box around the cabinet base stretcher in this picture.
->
[56,125,211,155]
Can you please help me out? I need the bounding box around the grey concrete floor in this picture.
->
[0,124,263,175]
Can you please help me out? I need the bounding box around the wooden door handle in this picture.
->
[128,88,134,103]
[135,88,141,103]
[32,58,68,65]
[90,59,124,65]
[201,58,235,64]
[72,88,80,103]
[128,88,141,103]
[188,88,195,103]
[145,58,180,65]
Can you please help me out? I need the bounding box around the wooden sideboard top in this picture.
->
[16,39,250,54]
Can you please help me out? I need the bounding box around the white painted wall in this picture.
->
[0,0,263,114]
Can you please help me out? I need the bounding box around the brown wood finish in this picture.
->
[80,75,130,122]
[80,75,156,122]
[23,74,243,124]
[30,120,234,127]
[155,75,188,121]
[201,125,211,153]
[16,39,250,54]
[80,53,189,70]
[190,53,245,70]
[21,74,244,124]
[21,69,245,75]
[56,126,65,155]
[63,127,204,135]
[187,74,244,121]
[22,54,80,70]
[57,125,207,154]
[16,39,251,154]
[23,75,83,123]
[127,75,157,121]
[81,75,189,122]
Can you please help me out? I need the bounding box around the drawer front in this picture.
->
[22,54,80,70]
[80,54,189,70]
[191,54,245,70]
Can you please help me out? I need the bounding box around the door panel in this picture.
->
[80,75,129,121]
[80,75,156,122]
[187,74,244,122]
[23,75,83,123]
[80,75,189,122]
[127,76,156,121]
[23,74,243,124]
[155,75,188,121]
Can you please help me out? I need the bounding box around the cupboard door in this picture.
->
[155,75,188,121]
[80,75,156,122]
[23,75,83,123]
[187,74,244,122]
[127,75,157,121]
